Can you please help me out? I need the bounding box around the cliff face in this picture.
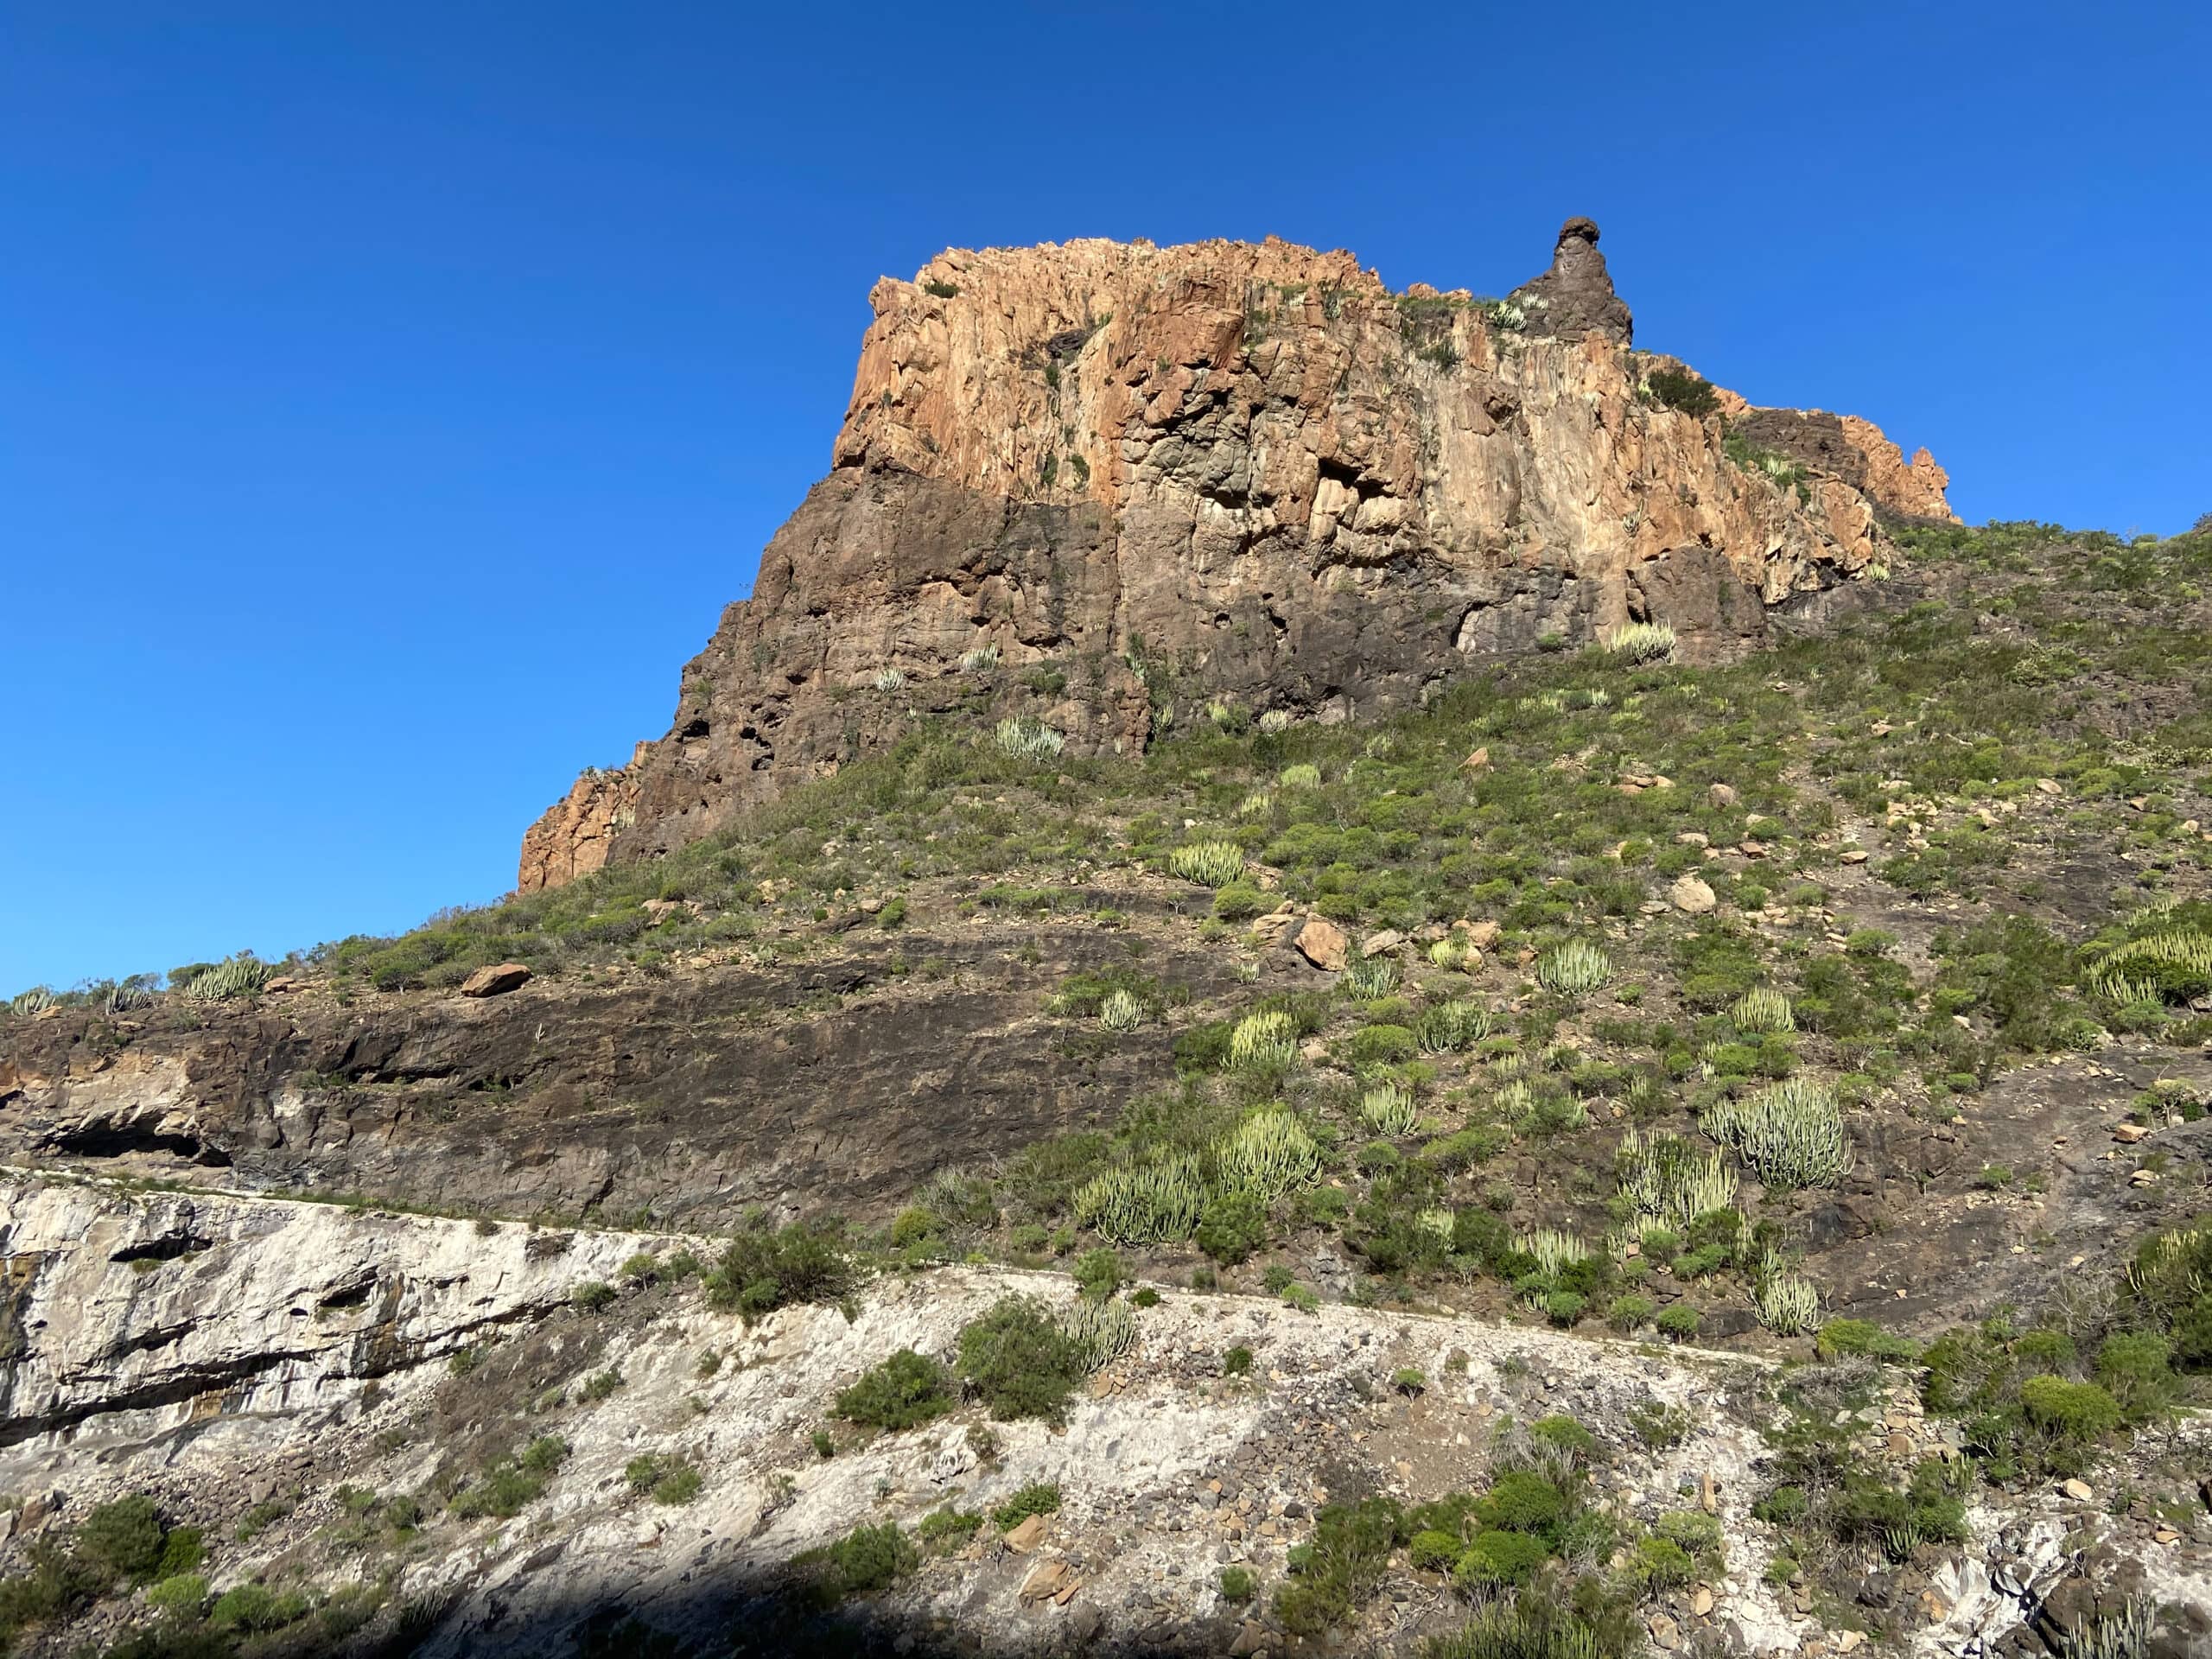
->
[519,219,1955,892]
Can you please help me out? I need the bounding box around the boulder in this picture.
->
[460,963,532,999]
[1294,918,1349,972]
[1669,874,1717,915]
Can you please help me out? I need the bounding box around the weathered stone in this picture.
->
[459,963,532,998]
[1358,930,1406,958]
[1004,1513,1049,1554]
[1294,918,1349,972]
[1669,874,1718,915]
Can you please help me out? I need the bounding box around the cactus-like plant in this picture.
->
[1516,1228,1592,1277]
[9,987,56,1017]
[1256,709,1292,734]
[1751,1253,1822,1336]
[994,716,1065,760]
[1098,989,1144,1033]
[1277,762,1321,790]
[1616,1129,1738,1232]
[1731,987,1795,1034]
[1215,1108,1321,1200]
[1168,841,1246,888]
[958,643,1002,673]
[2090,930,2212,1005]
[1058,1297,1136,1371]
[1359,1082,1418,1137]
[1073,1157,1205,1244]
[871,667,906,693]
[1227,1010,1297,1071]
[1236,790,1274,819]
[1605,621,1678,664]
[1417,999,1490,1055]
[1537,941,1611,996]
[181,957,271,1003]
[1703,1078,1850,1190]
[1343,957,1399,1000]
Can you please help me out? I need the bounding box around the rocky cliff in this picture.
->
[518,219,1955,892]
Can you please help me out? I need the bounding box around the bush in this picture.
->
[449,1436,569,1520]
[2019,1374,2122,1446]
[955,1297,1090,1423]
[1275,1496,1401,1636]
[1196,1188,1268,1264]
[1071,1248,1125,1301]
[918,1508,982,1550]
[991,1483,1062,1532]
[1817,1318,1918,1363]
[209,1581,310,1633]
[705,1220,857,1322]
[1219,1564,1255,1601]
[76,1496,165,1581]
[1224,1344,1254,1376]
[569,1280,615,1313]
[834,1349,954,1431]
[797,1522,918,1605]
[1453,1528,1548,1586]
[1656,1303,1700,1340]
[1648,366,1719,417]
[2095,1332,2178,1419]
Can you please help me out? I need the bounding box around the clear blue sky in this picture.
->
[4,3,2208,994]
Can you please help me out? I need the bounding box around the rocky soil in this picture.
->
[3,1177,2202,1659]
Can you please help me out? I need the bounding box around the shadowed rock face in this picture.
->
[519,221,1953,892]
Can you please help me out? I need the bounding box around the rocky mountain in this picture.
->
[518,219,1955,893]
[3,222,2210,1659]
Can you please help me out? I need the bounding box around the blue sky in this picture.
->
[4,2,2208,993]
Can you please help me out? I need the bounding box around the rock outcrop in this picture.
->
[2,1177,2202,1659]
[514,218,1944,889]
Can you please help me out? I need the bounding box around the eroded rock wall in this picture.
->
[519,219,1950,887]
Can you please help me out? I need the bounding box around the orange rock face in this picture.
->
[518,221,1955,892]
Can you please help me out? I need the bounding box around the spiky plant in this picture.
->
[994,716,1065,760]
[1731,987,1795,1034]
[1277,762,1321,790]
[181,957,270,1003]
[1494,1078,1537,1123]
[1605,621,1678,664]
[1417,999,1490,1055]
[871,667,906,693]
[1704,1078,1850,1189]
[1215,1108,1321,1200]
[1343,957,1399,999]
[1073,1157,1205,1244]
[1097,989,1144,1033]
[1751,1254,1822,1336]
[2058,1599,2153,1659]
[1256,709,1292,734]
[1236,790,1275,819]
[1358,1082,1418,1137]
[1427,937,1469,970]
[1167,841,1246,888]
[1227,1011,1297,1071]
[1516,1228,1592,1278]
[2090,930,2212,1004]
[9,987,56,1017]
[1616,1130,1738,1232]
[1415,1208,1455,1242]
[1536,941,1611,996]
[1058,1297,1136,1371]
[957,643,1002,673]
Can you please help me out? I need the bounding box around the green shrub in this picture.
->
[1196,1188,1268,1264]
[704,1219,857,1322]
[569,1280,616,1313]
[145,1572,209,1613]
[918,1508,982,1551]
[75,1496,165,1581]
[834,1349,955,1431]
[955,1297,1090,1423]
[1453,1528,1548,1586]
[449,1436,569,1520]
[1656,1303,1700,1340]
[1224,1344,1255,1376]
[1071,1248,1126,1300]
[1648,366,1719,416]
[796,1522,918,1605]
[2018,1374,2122,1445]
[209,1581,309,1633]
[1816,1318,1917,1363]
[1274,1495,1400,1636]
[1346,1025,1419,1066]
[991,1483,1062,1531]
[1219,1564,1255,1601]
